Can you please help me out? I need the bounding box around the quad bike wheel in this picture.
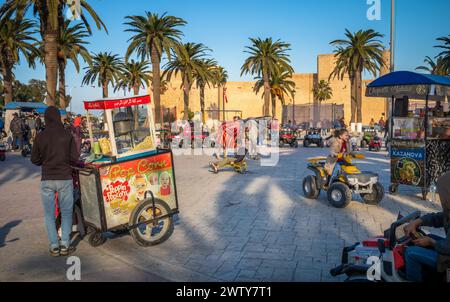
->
[291,140,299,148]
[129,199,174,247]
[327,182,352,208]
[303,140,310,148]
[303,175,321,199]
[389,184,398,195]
[279,140,285,148]
[360,182,385,205]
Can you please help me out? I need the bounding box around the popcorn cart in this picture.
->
[76,95,179,247]
[366,71,450,200]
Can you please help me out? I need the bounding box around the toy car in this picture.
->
[361,127,377,148]
[303,129,324,148]
[330,211,448,282]
[368,136,382,152]
[279,128,298,148]
[302,153,385,208]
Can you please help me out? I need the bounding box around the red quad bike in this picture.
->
[330,211,449,282]
[279,128,299,148]
[368,135,382,152]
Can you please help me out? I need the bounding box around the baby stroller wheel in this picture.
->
[88,231,106,247]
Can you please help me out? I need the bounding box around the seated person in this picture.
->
[324,129,356,175]
[403,171,450,282]
[209,147,248,173]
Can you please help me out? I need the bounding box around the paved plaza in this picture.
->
[0,147,443,282]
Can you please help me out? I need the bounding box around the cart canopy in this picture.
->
[5,101,67,115]
[366,71,450,100]
[84,95,151,110]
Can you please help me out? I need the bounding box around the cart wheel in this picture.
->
[389,184,398,195]
[88,231,106,247]
[361,183,385,205]
[129,199,174,247]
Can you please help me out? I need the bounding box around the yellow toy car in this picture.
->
[302,153,385,208]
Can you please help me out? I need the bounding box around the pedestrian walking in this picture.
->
[9,112,25,151]
[31,106,80,257]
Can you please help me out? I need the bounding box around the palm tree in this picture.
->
[0,17,38,105]
[194,58,217,125]
[82,52,124,98]
[435,35,450,75]
[241,37,293,116]
[56,20,90,109]
[125,12,186,124]
[330,29,385,123]
[163,42,209,121]
[0,0,107,106]
[115,59,150,96]
[254,67,295,118]
[213,65,228,121]
[416,56,448,76]
[312,80,333,122]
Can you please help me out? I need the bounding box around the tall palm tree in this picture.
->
[163,42,209,121]
[0,0,107,106]
[435,35,450,75]
[416,56,448,76]
[312,80,333,123]
[213,65,228,121]
[56,20,90,109]
[125,12,186,124]
[82,52,124,98]
[330,29,385,123]
[254,67,295,118]
[241,37,293,117]
[115,59,150,96]
[0,17,38,105]
[194,58,217,125]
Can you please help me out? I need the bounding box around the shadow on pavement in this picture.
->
[0,220,22,248]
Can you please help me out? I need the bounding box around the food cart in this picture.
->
[366,71,450,200]
[76,94,179,247]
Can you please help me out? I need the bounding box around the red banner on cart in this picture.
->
[84,95,151,110]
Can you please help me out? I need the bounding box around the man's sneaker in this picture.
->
[50,247,60,257]
[60,245,76,256]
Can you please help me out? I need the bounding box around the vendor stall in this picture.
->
[366,71,450,200]
[77,95,179,247]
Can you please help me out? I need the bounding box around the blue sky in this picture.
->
[10,0,450,113]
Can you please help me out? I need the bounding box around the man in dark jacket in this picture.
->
[10,112,25,151]
[404,171,450,282]
[31,106,80,257]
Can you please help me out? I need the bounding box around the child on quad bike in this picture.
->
[402,171,450,282]
[324,129,357,176]
[209,147,248,174]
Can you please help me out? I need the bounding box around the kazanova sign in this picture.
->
[391,149,425,160]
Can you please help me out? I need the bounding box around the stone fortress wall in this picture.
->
[150,51,391,125]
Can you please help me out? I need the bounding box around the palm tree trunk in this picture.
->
[58,60,67,109]
[349,75,357,124]
[200,85,206,126]
[263,71,270,117]
[271,94,276,118]
[0,54,13,105]
[217,85,221,121]
[183,77,190,121]
[355,69,363,123]
[102,82,109,98]
[151,47,161,124]
[43,30,58,106]
[133,85,139,129]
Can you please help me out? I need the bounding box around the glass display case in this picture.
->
[392,117,425,140]
[84,95,157,160]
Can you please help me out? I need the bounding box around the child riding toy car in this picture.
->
[302,153,385,208]
[329,211,449,282]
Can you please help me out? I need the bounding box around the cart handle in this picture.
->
[71,165,95,176]
[144,190,157,220]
